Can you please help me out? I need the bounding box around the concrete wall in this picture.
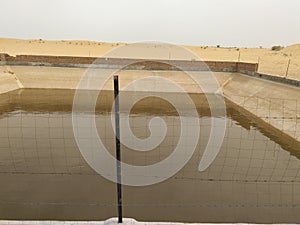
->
[11,66,85,90]
[0,66,21,94]
[0,53,258,72]
[217,72,300,143]
[0,65,299,145]
[3,53,299,88]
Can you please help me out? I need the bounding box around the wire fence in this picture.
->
[227,94,300,144]
[0,90,300,222]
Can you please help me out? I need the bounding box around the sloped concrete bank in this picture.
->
[0,66,22,94]
[0,65,299,146]
[217,72,300,143]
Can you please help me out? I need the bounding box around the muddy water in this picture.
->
[0,89,300,223]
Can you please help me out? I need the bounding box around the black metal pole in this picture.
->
[285,59,291,78]
[114,75,123,223]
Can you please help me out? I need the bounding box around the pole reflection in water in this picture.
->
[0,89,300,223]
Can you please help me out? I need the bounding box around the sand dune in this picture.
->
[0,38,123,57]
[0,38,299,80]
[187,45,300,80]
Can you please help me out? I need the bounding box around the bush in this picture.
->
[271,46,284,51]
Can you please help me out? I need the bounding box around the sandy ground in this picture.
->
[0,38,300,80]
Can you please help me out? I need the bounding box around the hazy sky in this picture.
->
[1,0,299,47]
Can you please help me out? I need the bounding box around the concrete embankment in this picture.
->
[0,61,299,144]
[0,53,257,72]
[0,66,23,94]
[218,72,300,143]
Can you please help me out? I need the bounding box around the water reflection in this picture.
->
[0,89,300,223]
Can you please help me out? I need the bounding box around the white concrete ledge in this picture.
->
[0,218,294,225]
[0,218,200,225]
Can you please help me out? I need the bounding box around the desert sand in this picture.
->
[0,38,299,80]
